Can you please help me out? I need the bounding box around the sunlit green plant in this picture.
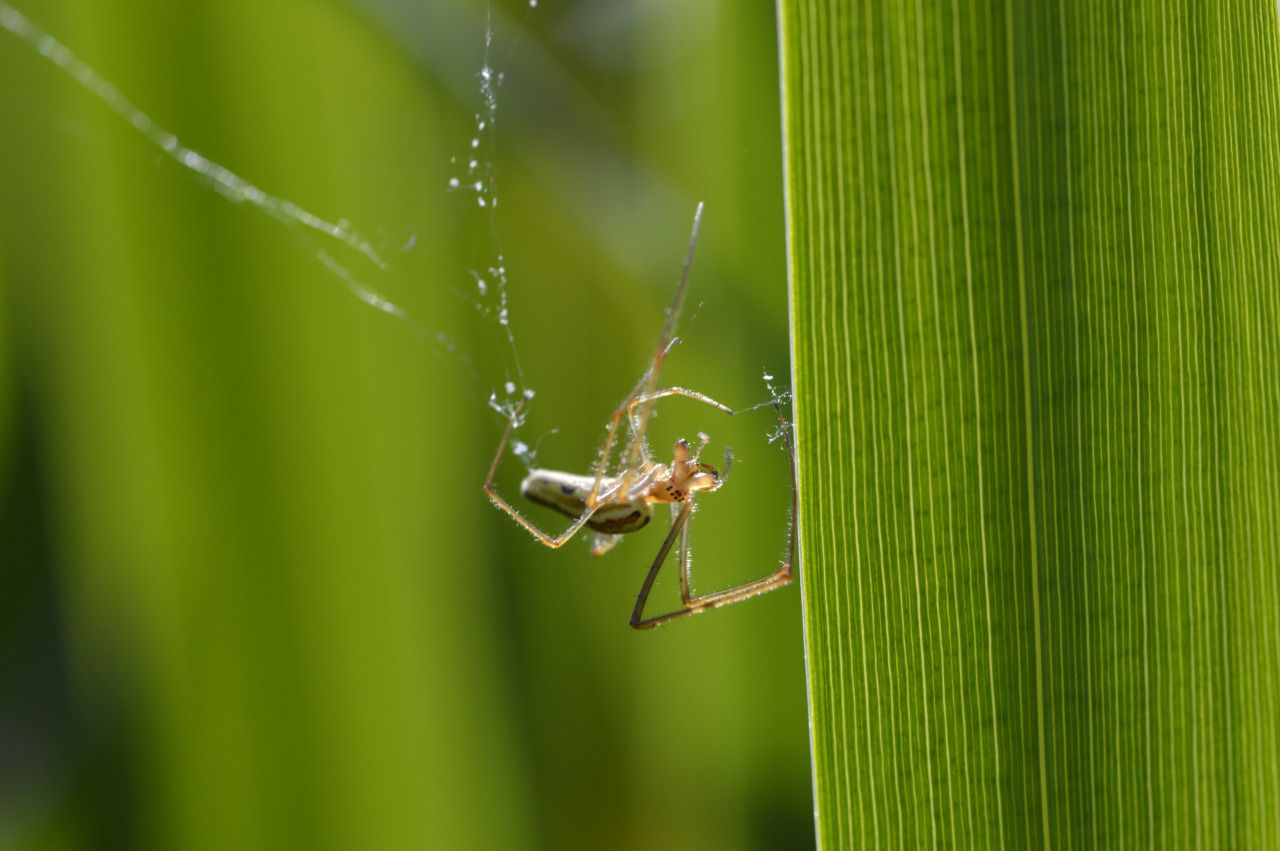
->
[780,1,1280,846]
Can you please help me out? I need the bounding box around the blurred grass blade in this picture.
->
[779,0,1280,846]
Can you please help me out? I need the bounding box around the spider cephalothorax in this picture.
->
[649,437,723,504]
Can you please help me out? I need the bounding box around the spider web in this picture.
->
[448,4,538,460]
[1,0,790,481]
[0,3,407,320]
[0,0,540,426]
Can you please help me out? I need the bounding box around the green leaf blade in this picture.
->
[780,1,1280,847]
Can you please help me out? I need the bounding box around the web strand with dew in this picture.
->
[453,3,539,452]
[0,1,425,328]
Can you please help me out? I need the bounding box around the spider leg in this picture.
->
[615,203,707,474]
[629,401,798,630]
[629,501,792,629]
[483,401,598,548]
[676,504,694,604]
[629,501,695,629]
[623,387,734,467]
[587,389,648,504]
[629,387,733,417]
[630,522,795,629]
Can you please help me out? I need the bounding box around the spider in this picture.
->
[483,203,797,630]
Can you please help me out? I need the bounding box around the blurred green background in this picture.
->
[0,1,810,849]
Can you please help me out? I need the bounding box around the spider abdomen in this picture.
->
[521,470,653,534]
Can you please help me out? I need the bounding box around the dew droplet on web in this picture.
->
[505,381,517,394]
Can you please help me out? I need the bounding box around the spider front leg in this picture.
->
[622,387,734,466]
